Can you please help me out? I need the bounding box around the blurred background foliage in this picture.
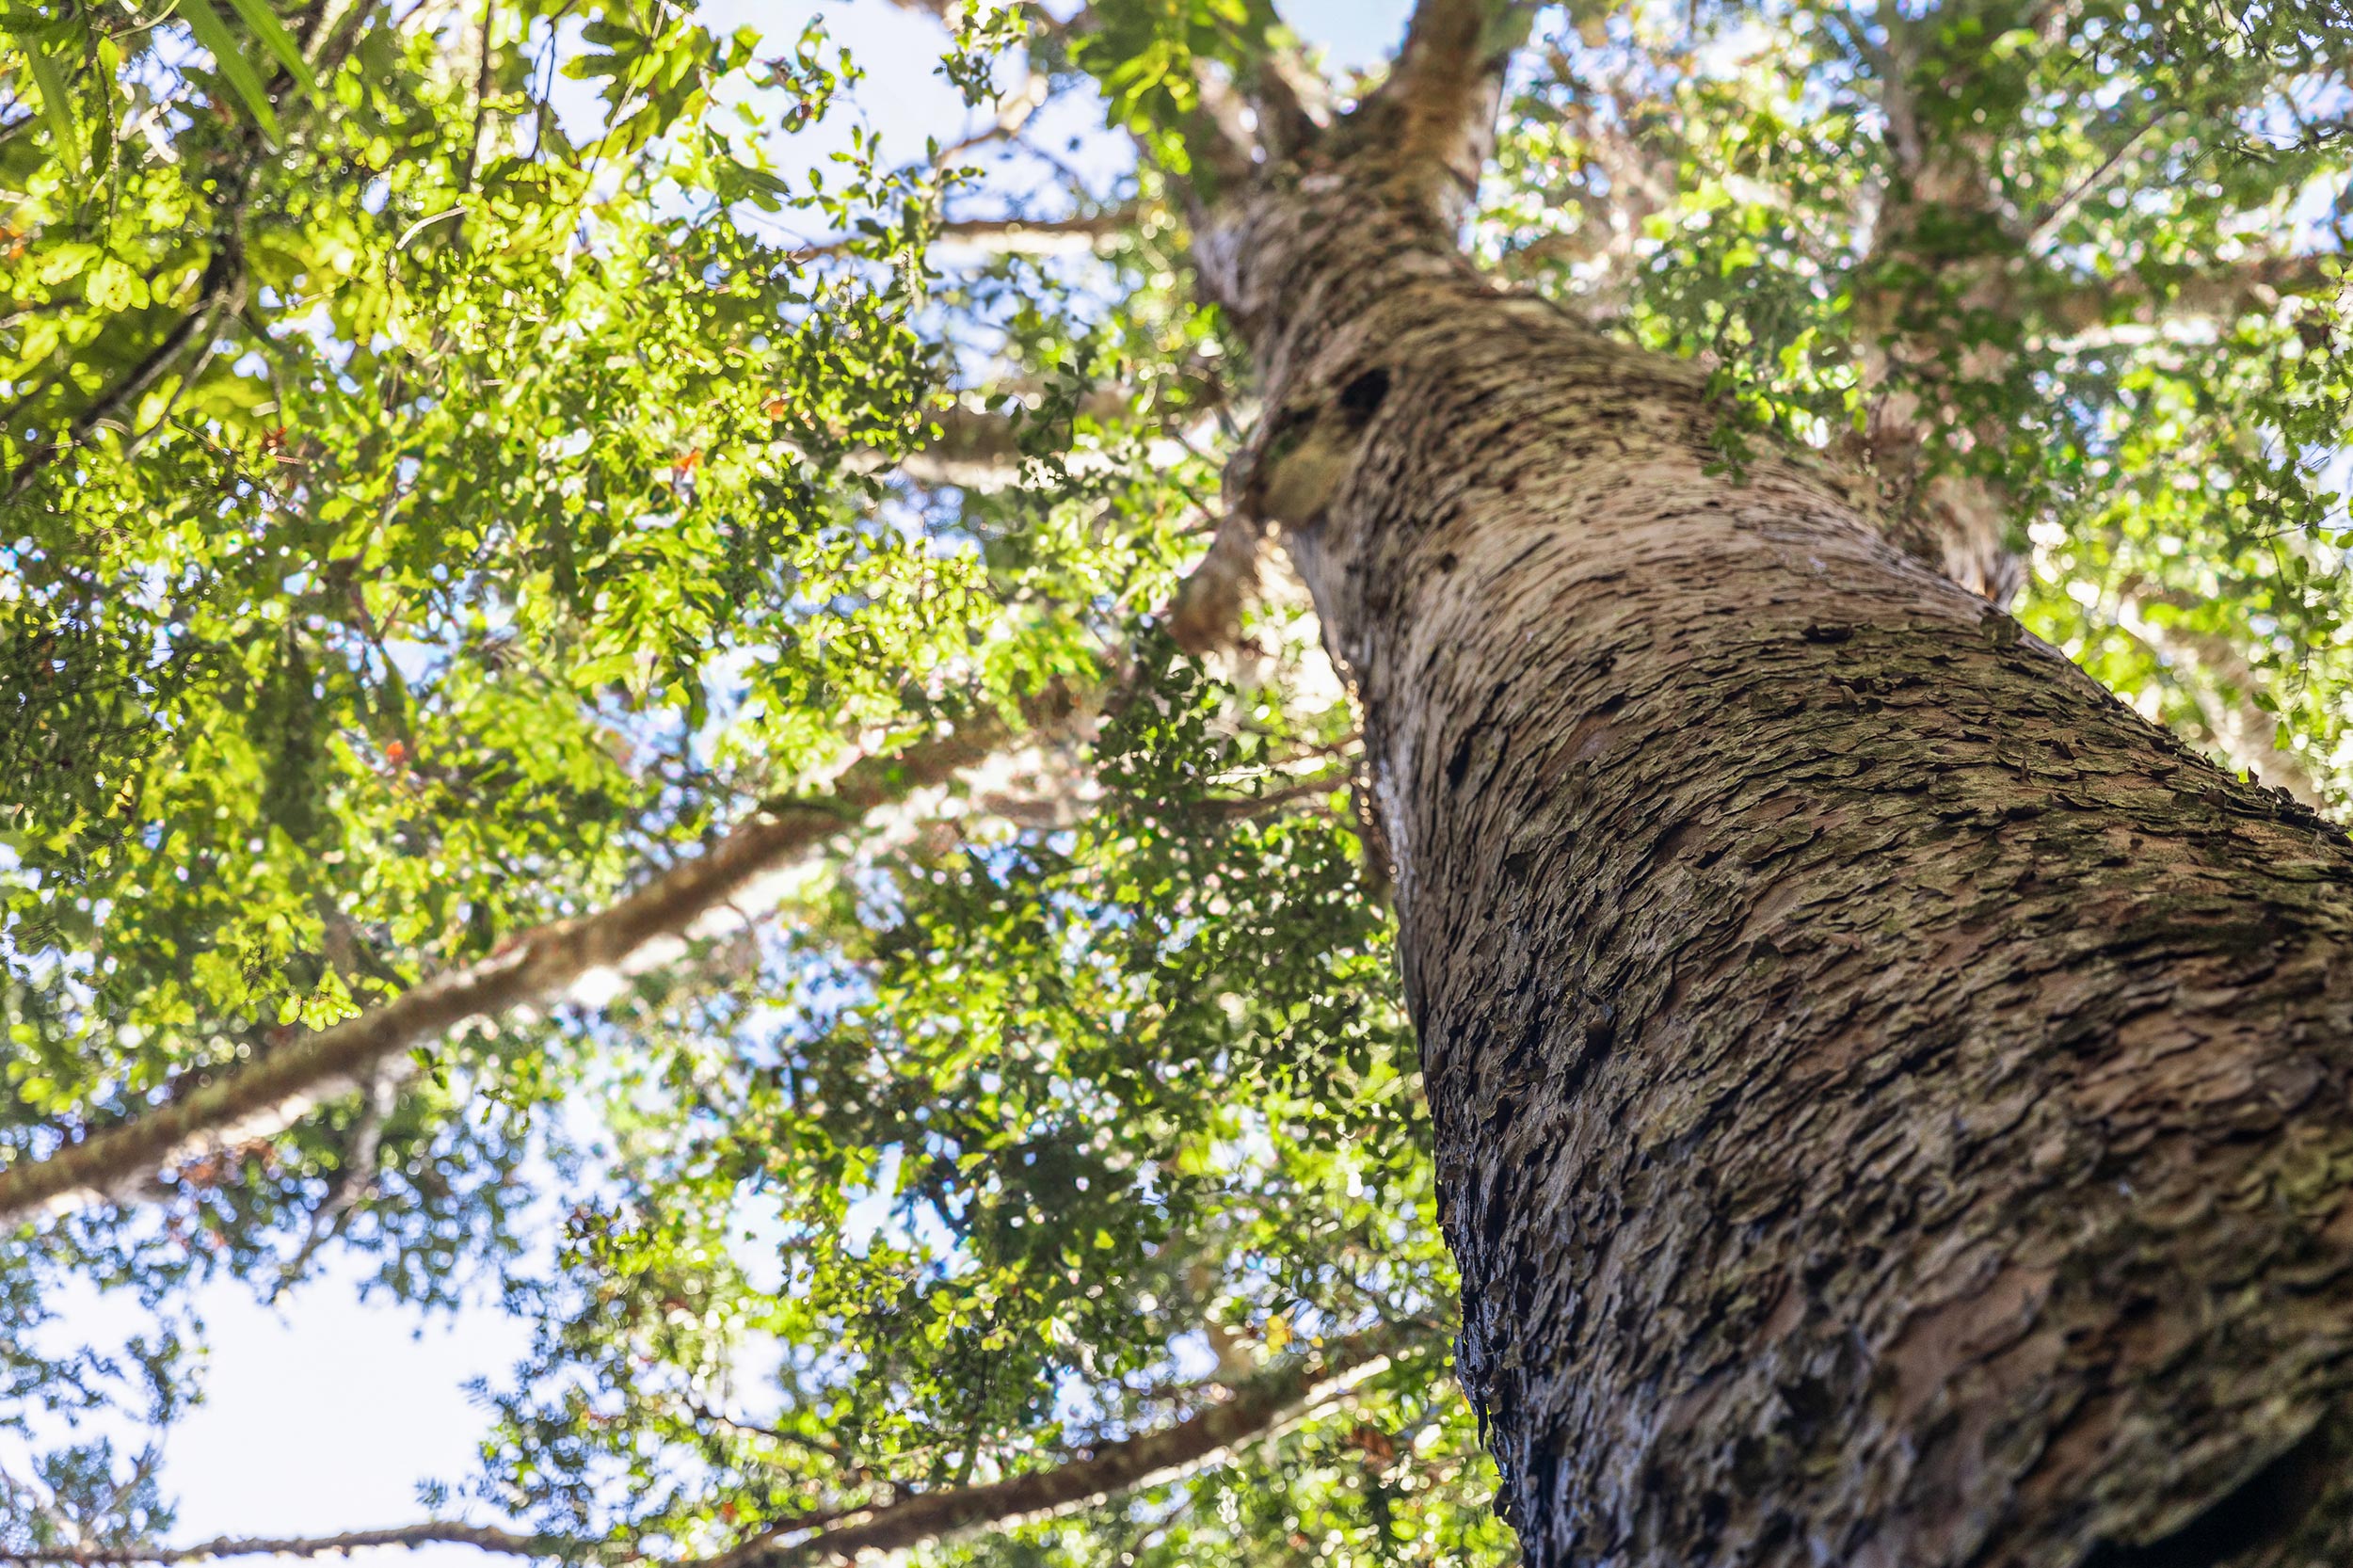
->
[0,0,2346,1562]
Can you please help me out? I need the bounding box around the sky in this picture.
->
[5,0,1417,1560]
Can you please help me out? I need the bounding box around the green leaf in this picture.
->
[86,256,152,312]
[37,241,102,284]
[21,42,85,173]
[180,0,283,141]
[221,0,317,98]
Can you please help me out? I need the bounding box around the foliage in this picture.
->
[0,0,2346,1562]
[1487,0,2353,775]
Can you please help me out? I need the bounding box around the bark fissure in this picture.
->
[1198,78,2353,1563]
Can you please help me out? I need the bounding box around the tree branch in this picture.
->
[0,696,1084,1226]
[269,1065,397,1297]
[1195,768,1353,822]
[1839,23,2032,603]
[1493,49,1683,310]
[0,434,1264,1225]
[2118,591,2329,810]
[456,0,498,200]
[696,1323,1415,1568]
[871,387,1217,492]
[2025,110,2170,249]
[931,213,1133,256]
[4,248,243,501]
[0,7,357,497]
[2035,252,2342,341]
[792,204,1140,265]
[3,1327,1421,1568]
[1166,509,1266,655]
[0,1523,603,1565]
[1352,0,1537,230]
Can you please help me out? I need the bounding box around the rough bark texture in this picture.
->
[1209,174,2353,1565]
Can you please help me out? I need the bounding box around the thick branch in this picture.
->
[699,1324,1412,1568]
[0,700,1074,1226]
[1831,9,2081,602]
[1352,0,1535,230]
[800,212,1138,263]
[2035,252,2342,341]
[872,387,1225,491]
[2,438,1267,1225]
[1166,510,1265,656]
[2119,592,2328,809]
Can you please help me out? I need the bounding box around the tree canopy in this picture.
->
[0,0,2346,1562]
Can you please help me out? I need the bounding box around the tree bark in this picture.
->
[1208,154,2353,1568]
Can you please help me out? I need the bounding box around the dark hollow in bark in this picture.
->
[2077,1419,2341,1567]
[1218,188,2353,1567]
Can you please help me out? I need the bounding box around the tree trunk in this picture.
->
[1211,184,2353,1565]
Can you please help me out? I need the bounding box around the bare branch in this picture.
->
[0,1522,601,1565]
[2025,112,2171,249]
[932,67,1052,165]
[935,213,1133,256]
[269,1066,397,1297]
[0,695,1086,1227]
[680,1397,860,1471]
[1195,768,1353,822]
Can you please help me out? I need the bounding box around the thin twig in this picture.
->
[2028,110,2172,250]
